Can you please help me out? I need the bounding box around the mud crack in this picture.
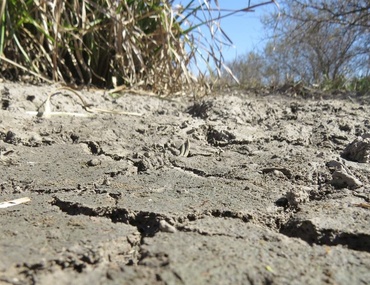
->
[280,219,370,252]
[51,197,167,236]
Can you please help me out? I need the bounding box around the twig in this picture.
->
[0,197,31,209]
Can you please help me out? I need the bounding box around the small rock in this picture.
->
[326,160,362,189]
[286,188,310,207]
[273,170,286,178]
[342,134,370,163]
[87,158,101,167]
[331,170,362,189]
[159,220,177,233]
[102,176,111,186]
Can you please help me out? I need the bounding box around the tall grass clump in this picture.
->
[0,0,277,94]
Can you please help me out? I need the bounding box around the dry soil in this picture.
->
[0,82,369,285]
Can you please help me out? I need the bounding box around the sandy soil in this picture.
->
[0,82,369,285]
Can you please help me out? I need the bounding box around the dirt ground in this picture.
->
[0,82,369,285]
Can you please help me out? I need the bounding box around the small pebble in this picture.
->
[87,158,101,166]
[159,220,177,233]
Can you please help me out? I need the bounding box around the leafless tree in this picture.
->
[262,0,370,84]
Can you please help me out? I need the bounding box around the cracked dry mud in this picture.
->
[0,82,369,285]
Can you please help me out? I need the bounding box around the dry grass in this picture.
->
[0,0,277,95]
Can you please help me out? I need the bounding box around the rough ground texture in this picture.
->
[0,82,369,285]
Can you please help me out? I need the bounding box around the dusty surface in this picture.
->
[0,82,369,285]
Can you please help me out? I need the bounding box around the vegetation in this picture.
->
[0,0,276,95]
[225,0,370,95]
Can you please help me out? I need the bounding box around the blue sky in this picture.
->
[215,2,276,61]
[173,1,278,72]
